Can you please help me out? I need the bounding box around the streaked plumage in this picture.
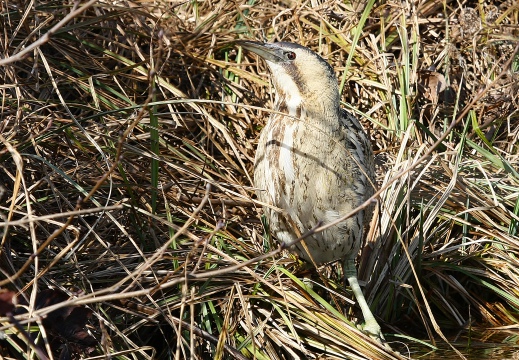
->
[238,40,382,340]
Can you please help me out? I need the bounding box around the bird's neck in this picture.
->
[274,91,341,128]
[275,92,303,118]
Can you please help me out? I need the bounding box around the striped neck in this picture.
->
[274,93,303,119]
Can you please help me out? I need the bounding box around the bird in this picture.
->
[237,40,382,340]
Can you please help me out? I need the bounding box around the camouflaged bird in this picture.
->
[238,40,381,340]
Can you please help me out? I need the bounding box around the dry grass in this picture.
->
[0,0,518,359]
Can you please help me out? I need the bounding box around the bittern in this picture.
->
[238,41,382,340]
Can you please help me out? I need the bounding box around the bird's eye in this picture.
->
[285,51,296,60]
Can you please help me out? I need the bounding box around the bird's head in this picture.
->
[237,41,341,117]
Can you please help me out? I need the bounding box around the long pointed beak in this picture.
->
[235,40,283,62]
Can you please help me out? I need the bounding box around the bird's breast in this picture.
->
[277,121,297,184]
[254,111,374,264]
